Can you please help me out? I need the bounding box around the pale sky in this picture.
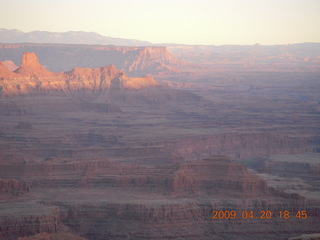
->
[1,0,320,45]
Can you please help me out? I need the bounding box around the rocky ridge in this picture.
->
[0,156,269,196]
[0,178,29,196]
[2,156,319,240]
[0,52,160,96]
[0,43,183,75]
[172,133,310,161]
[1,49,319,239]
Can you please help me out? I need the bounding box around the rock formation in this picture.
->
[1,156,318,240]
[1,60,18,71]
[0,178,29,196]
[171,157,268,194]
[0,156,269,196]
[0,61,17,78]
[126,46,182,75]
[1,49,319,239]
[172,133,310,161]
[15,52,53,77]
[66,64,159,91]
[0,43,184,76]
[0,52,160,96]
[0,204,60,240]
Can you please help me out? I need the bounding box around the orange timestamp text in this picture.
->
[212,210,308,220]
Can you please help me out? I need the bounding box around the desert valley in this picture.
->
[0,30,320,240]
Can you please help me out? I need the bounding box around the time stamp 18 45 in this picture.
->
[212,210,308,220]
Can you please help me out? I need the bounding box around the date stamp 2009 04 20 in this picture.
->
[212,210,308,220]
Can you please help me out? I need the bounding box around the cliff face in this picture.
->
[0,52,160,96]
[1,60,18,71]
[0,204,60,240]
[0,61,17,78]
[125,47,182,76]
[0,44,183,76]
[0,178,29,196]
[171,157,268,194]
[60,198,320,240]
[243,153,320,183]
[15,52,54,77]
[66,64,159,91]
[1,154,319,240]
[0,156,270,198]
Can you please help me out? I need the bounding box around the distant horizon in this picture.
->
[1,28,320,47]
[1,0,320,45]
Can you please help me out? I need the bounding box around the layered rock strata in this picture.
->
[172,133,310,161]
[0,52,160,96]
[1,156,319,239]
[0,156,268,196]
[0,204,60,240]
[0,178,29,196]
[0,44,183,75]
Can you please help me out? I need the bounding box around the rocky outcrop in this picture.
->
[0,205,60,240]
[125,46,182,76]
[171,157,268,195]
[66,64,159,91]
[0,156,268,197]
[243,153,320,182]
[1,60,18,71]
[168,43,320,72]
[0,61,17,78]
[62,200,211,240]
[0,178,29,195]
[15,52,54,77]
[0,52,160,96]
[1,155,320,240]
[62,201,320,240]
[0,43,184,76]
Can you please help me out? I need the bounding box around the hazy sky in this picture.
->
[1,0,320,45]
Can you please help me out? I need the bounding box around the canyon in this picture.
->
[0,47,320,240]
[0,43,181,77]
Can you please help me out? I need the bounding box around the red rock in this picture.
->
[0,205,60,239]
[126,47,182,75]
[0,52,160,96]
[0,43,185,75]
[172,133,310,161]
[2,60,18,71]
[171,156,268,195]
[0,61,17,79]
[15,52,54,76]
[0,178,29,196]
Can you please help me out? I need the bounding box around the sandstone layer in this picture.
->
[0,52,160,96]
[0,44,182,76]
[1,156,319,240]
[1,49,319,239]
[172,133,310,161]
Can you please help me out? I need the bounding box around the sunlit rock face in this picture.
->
[0,52,160,96]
